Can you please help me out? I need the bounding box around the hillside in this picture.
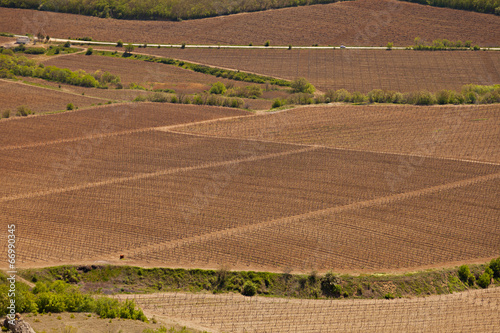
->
[0,0,499,46]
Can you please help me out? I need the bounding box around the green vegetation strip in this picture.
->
[0,0,352,21]
[15,257,500,301]
[399,0,500,15]
[96,50,290,87]
[0,50,120,88]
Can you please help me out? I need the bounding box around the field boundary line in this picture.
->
[0,146,317,203]
[111,171,500,260]
[0,78,110,101]
[0,112,252,151]
[165,128,500,167]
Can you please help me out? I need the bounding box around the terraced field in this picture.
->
[1,0,499,46]
[120,288,500,332]
[140,48,500,92]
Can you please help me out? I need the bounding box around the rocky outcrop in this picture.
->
[3,314,36,333]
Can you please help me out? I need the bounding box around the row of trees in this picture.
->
[0,279,147,321]
[400,0,500,15]
[458,257,500,289]
[272,83,500,108]
[0,52,120,87]
[412,37,480,51]
[0,0,352,20]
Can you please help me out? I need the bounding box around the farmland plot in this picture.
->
[42,54,260,94]
[121,288,500,332]
[180,104,500,164]
[142,48,500,93]
[0,80,103,113]
[0,102,249,148]
[1,0,499,46]
[2,141,498,268]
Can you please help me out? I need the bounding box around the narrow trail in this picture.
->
[0,146,317,203]
[111,171,500,259]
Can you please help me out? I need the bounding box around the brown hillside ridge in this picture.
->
[0,0,499,46]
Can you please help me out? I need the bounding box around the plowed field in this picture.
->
[1,0,499,46]
[140,48,500,92]
[42,54,259,94]
[179,104,500,164]
[0,80,103,113]
[119,288,500,332]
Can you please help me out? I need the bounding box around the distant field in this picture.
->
[42,54,261,94]
[0,102,249,148]
[141,48,500,92]
[0,80,103,113]
[180,104,500,164]
[124,288,500,332]
[1,0,499,46]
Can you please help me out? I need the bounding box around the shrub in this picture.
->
[384,293,395,299]
[209,82,227,95]
[472,45,480,51]
[66,103,75,111]
[170,95,178,103]
[85,47,93,55]
[117,40,123,47]
[290,77,315,94]
[181,42,186,49]
[288,45,292,50]
[271,99,282,108]
[264,40,270,47]
[320,272,342,297]
[63,41,71,48]
[386,42,393,50]
[413,90,436,105]
[241,281,257,296]
[333,89,351,102]
[124,43,135,54]
[458,265,475,286]
[1,110,9,118]
[477,272,491,288]
[489,257,500,278]
[435,90,454,104]
[350,91,367,103]
[16,105,33,117]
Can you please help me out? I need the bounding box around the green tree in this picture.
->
[85,47,93,55]
[209,82,227,95]
[117,39,123,47]
[241,281,257,296]
[290,77,315,94]
[124,43,135,54]
[386,42,393,50]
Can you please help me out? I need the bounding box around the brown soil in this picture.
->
[0,0,499,46]
[180,104,500,164]
[0,79,103,113]
[41,53,260,94]
[123,288,500,332]
[140,48,500,92]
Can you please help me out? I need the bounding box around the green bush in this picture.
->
[264,40,270,47]
[16,105,33,117]
[64,41,71,48]
[241,281,257,296]
[489,257,500,278]
[290,77,315,94]
[271,99,282,108]
[209,81,227,95]
[66,103,75,110]
[350,91,367,103]
[85,47,93,55]
[386,42,393,50]
[458,265,475,286]
[1,110,9,118]
[320,272,342,297]
[117,40,123,47]
[477,272,491,288]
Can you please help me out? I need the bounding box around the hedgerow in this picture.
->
[0,53,120,87]
[398,0,500,15]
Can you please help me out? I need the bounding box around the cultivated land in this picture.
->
[139,48,500,93]
[0,79,104,113]
[42,53,260,94]
[119,288,500,332]
[179,104,500,164]
[1,0,499,47]
[1,104,499,273]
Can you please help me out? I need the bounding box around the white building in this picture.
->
[16,36,30,44]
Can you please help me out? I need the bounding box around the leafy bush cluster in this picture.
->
[412,37,479,51]
[0,53,120,87]
[0,0,352,21]
[458,258,500,289]
[399,0,500,15]
[226,85,263,98]
[0,278,147,321]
